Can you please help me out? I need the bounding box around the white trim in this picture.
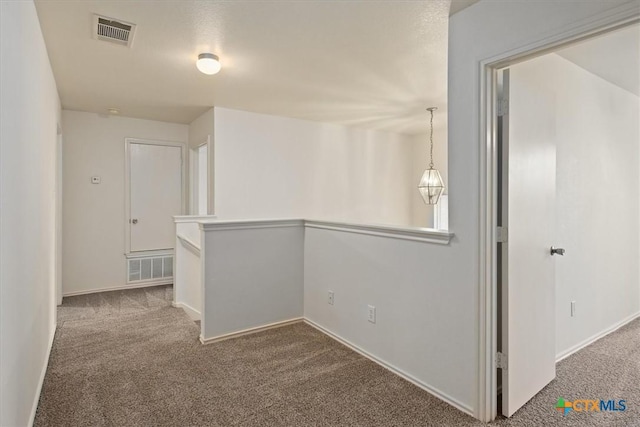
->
[556,311,640,363]
[124,137,187,254]
[172,301,201,321]
[189,137,214,215]
[29,326,56,427]
[199,225,207,347]
[304,318,474,417]
[173,215,217,223]
[199,317,304,344]
[205,136,215,215]
[198,218,454,245]
[481,4,640,70]
[189,145,196,214]
[200,219,304,231]
[126,278,173,287]
[305,220,453,245]
[433,195,449,231]
[62,280,172,297]
[207,134,216,215]
[124,249,173,259]
[478,57,498,423]
[478,7,640,422]
[177,234,200,256]
[55,128,63,306]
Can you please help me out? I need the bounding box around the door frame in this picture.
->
[477,10,640,422]
[55,123,63,306]
[124,138,187,254]
[189,136,213,215]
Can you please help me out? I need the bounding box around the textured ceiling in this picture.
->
[557,23,640,97]
[34,0,461,134]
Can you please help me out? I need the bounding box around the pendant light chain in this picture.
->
[418,106,444,205]
[428,108,435,169]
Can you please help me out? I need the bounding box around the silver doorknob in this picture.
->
[550,246,565,256]
[131,219,138,224]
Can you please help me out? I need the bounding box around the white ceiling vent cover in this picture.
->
[92,15,136,47]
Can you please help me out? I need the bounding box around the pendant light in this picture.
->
[418,107,445,205]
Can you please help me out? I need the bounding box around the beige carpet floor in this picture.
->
[35,285,640,426]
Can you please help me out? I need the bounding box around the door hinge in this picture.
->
[496,226,508,243]
[496,352,508,370]
[497,98,509,117]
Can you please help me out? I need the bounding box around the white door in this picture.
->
[129,142,183,252]
[501,66,557,417]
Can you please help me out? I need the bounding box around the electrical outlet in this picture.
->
[571,301,576,317]
[328,291,334,305]
[367,305,376,323]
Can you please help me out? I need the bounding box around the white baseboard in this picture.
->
[556,311,640,363]
[303,319,475,417]
[28,325,56,427]
[171,301,201,321]
[199,317,304,345]
[62,280,172,297]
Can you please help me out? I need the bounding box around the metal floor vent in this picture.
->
[128,255,173,283]
[93,15,136,47]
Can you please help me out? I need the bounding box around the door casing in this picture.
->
[124,138,187,255]
[478,11,640,423]
[190,136,213,215]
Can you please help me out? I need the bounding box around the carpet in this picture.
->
[35,286,640,426]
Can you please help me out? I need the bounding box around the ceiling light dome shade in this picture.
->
[418,167,445,205]
[197,53,221,75]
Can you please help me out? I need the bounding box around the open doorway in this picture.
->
[495,22,640,417]
[189,136,212,215]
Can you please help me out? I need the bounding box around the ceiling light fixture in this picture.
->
[196,53,221,75]
[418,107,445,205]
[107,107,120,115]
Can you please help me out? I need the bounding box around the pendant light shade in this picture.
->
[418,107,445,205]
[418,167,444,205]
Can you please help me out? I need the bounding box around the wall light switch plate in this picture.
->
[328,291,334,305]
[571,301,576,317]
[91,176,101,184]
[367,305,376,323]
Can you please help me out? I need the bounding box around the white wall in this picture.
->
[214,108,416,226]
[0,1,61,425]
[188,108,215,149]
[174,220,203,320]
[304,225,471,414]
[188,108,215,214]
[511,53,640,358]
[62,111,188,295]
[555,54,640,355]
[200,221,304,340]
[448,0,638,420]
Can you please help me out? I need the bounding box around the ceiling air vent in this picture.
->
[92,15,136,47]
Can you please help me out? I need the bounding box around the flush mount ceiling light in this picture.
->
[196,53,221,75]
[107,107,120,115]
[418,107,445,205]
